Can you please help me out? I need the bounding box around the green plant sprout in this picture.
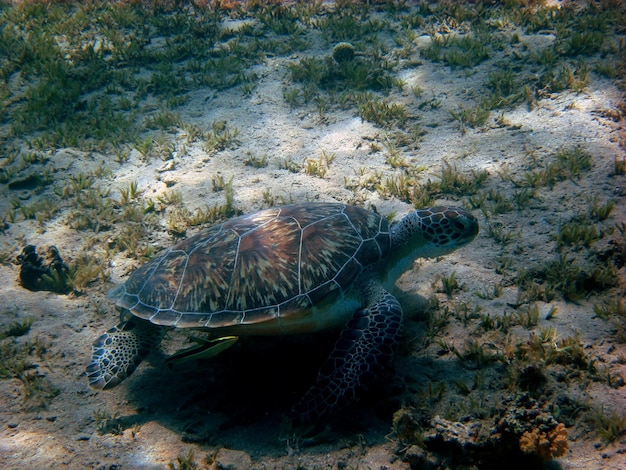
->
[0,317,34,339]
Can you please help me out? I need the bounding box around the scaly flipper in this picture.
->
[86,318,166,390]
[291,283,403,425]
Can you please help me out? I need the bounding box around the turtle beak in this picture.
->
[460,214,479,240]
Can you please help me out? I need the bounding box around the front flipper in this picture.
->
[86,318,165,390]
[165,336,238,365]
[291,285,403,425]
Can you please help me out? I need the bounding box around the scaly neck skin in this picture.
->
[383,218,430,289]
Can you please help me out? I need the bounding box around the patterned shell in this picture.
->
[110,203,391,329]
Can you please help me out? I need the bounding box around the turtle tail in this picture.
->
[291,284,403,425]
[86,318,165,390]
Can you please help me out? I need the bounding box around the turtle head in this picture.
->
[400,206,478,255]
[387,206,478,280]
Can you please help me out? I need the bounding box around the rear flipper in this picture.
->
[291,286,403,425]
[86,318,165,390]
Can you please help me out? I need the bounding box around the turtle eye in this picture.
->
[453,220,467,232]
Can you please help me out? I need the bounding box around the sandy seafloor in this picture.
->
[0,1,625,469]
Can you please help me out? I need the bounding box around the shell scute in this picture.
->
[299,214,362,292]
[280,294,314,316]
[173,229,239,313]
[354,238,387,266]
[242,307,279,325]
[208,310,244,327]
[118,253,164,302]
[305,281,341,307]
[109,285,138,311]
[342,204,382,231]
[130,302,158,319]
[150,309,181,326]
[333,257,363,289]
[226,216,301,311]
[226,207,280,235]
[375,231,391,252]
[176,313,214,328]
[138,250,188,310]
[277,203,338,227]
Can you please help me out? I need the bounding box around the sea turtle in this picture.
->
[87,202,478,424]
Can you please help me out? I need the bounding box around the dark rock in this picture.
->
[214,448,252,470]
[8,173,49,190]
[420,394,568,467]
[404,445,433,470]
[18,245,72,294]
